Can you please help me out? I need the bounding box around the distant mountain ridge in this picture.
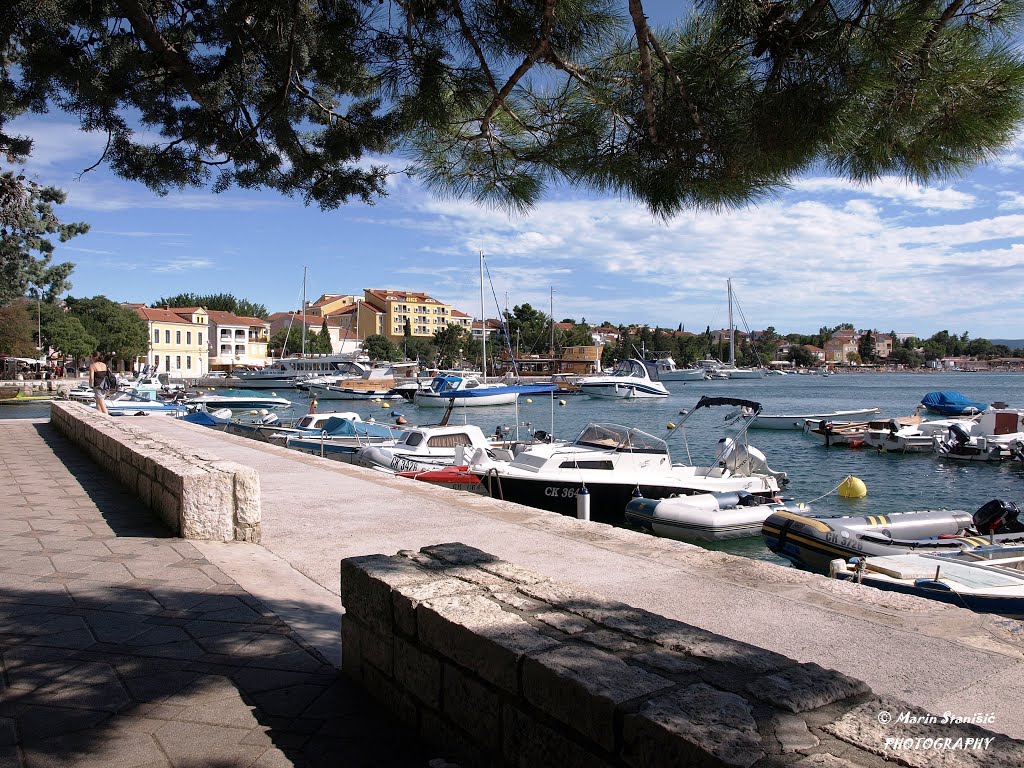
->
[989,339,1024,350]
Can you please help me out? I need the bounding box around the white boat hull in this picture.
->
[625,493,794,541]
[657,369,706,382]
[414,390,519,407]
[751,408,881,430]
[579,382,668,399]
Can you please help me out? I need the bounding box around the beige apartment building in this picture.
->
[357,289,454,344]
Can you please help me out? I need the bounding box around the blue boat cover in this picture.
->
[322,417,400,439]
[920,391,987,416]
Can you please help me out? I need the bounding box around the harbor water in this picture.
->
[6,372,1024,563]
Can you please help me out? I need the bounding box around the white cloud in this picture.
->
[793,176,976,210]
[151,258,215,273]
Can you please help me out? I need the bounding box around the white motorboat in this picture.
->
[185,389,292,411]
[829,543,1024,619]
[625,491,807,542]
[653,358,706,382]
[750,408,882,430]
[934,407,1024,462]
[355,423,499,473]
[466,396,787,524]
[861,414,980,453]
[412,375,555,407]
[578,358,669,399]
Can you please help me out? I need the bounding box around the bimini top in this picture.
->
[921,391,988,416]
[572,423,668,455]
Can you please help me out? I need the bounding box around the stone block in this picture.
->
[521,644,671,751]
[773,714,820,752]
[503,704,615,768]
[417,594,559,693]
[394,636,441,708]
[393,577,482,639]
[341,616,363,682]
[535,611,592,635]
[627,649,702,677]
[652,623,793,675]
[362,662,418,732]
[420,543,500,566]
[419,708,488,768]
[341,555,437,636]
[749,663,870,713]
[442,662,501,751]
[622,683,764,768]
[360,624,394,675]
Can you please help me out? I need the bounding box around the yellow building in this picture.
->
[131,306,209,377]
[304,294,358,318]
[358,289,454,343]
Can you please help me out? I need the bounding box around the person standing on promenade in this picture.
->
[88,356,110,415]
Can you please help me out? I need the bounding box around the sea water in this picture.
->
[7,372,1023,563]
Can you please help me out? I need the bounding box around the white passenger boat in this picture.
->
[625,492,806,542]
[185,389,292,411]
[578,358,669,399]
[236,355,369,389]
[750,408,881,430]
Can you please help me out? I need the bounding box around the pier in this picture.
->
[2,406,1024,766]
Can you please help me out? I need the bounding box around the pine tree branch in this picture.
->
[919,0,966,67]
[646,34,716,158]
[767,0,831,87]
[627,0,659,145]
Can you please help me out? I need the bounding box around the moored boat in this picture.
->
[762,499,1024,574]
[185,389,292,411]
[920,391,988,416]
[750,408,881,430]
[577,358,669,399]
[625,491,807,542]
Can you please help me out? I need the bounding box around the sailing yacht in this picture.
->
[719,279,765,380]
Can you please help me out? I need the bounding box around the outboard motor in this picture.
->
[259,412,280,426]
[947,423,971,446]
[972,499,1024,535]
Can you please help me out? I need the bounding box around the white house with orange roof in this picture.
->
[205,310,271,371]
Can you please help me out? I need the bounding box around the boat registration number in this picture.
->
[390,456,423,473]
[545,486,578,498]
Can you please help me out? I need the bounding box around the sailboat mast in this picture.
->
[301,266,307,357]
[480,252,487,382]
[728,278,735,367]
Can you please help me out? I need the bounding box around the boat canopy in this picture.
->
[612,359,661,381]
[322,416,399,439]
[573,423,668,454]
[693,396,763,413]
[920,391,987,415]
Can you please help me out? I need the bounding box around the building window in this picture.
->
[153,329,159,344]
[235,345,245,355]
[176,330,181,344]
[165,330,170,344]
[220,345,231,354]
[186,331,191,344]
[186,355,192,370]
[176,355,181,370]
[165,355,171,371]
[198,333,203,346]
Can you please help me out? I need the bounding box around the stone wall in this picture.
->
[341,543,1023,768]
[50,401,260,542]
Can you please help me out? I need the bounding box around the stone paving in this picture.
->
[0,421,431,768]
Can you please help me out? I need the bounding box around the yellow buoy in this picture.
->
[381,401,391,408]
[838,476,867,498]
[525,398,533,404]
[666,422,676,430]
[559,399,566,406]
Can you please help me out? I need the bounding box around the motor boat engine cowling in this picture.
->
[947,423,972,446]
[972,499,1023,534]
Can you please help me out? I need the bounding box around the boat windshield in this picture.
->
[573,423,668,454]
[611,360,647,378]
[430,376,463,394]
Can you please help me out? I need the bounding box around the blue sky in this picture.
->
[9,10,1024,341]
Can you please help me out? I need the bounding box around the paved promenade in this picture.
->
[133,416,1024,741]
[0,420,430,768]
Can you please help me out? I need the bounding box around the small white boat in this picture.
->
[862,415,979,453]
[625,491,806,542]
[934,407,1024,462]
[413,375,555,408]
[749,408,881,430]
[185,389,292,411]
[578,359,669,399]
[830,545,1024,619]
[355,423,497,472]
[653,358,706,382]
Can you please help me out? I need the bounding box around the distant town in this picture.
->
[2,287,1023,379]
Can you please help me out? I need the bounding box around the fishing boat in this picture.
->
[577,358,669,399]
[762,499,1024,574]
[624,492,807,542]
[920,391,988,416]
[804,412,922,448]
[464,396,788,524]
[307,366,404,400]
[861,414,980,453]
[829,546,1024,619]
[184,389,292,411]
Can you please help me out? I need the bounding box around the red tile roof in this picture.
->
[204,310,268,326]
[132,306,204,324]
